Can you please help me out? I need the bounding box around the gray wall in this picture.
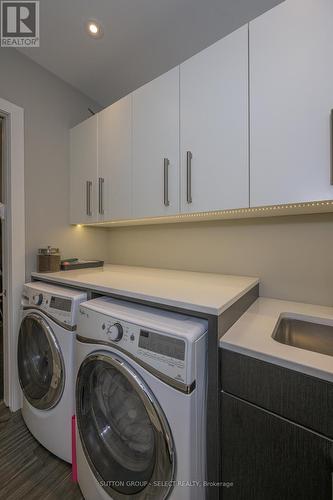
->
[0,49,109,278]
[108,213,333,307]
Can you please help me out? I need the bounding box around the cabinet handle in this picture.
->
[186,151,192,203]
[98,177,104,215]
[330,109,333,186]
[164,158,170,207]
[86,181,92,216]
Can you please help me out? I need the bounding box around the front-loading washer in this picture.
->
[18,281,87,463]
[75,296,208,500]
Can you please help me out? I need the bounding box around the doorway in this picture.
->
[0,98,25,412]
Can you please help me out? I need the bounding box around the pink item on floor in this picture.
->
[72,415,78,482]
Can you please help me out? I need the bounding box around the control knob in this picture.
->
[33,293,43,306]
[107,322,123,342]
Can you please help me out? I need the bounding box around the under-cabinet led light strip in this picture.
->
[77,200,333,228]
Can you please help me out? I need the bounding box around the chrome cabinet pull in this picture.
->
[98,177,104,215]
[330,109,333,186]
[164,159,170,207]
[186,151,192,203]
[86,181,92,216]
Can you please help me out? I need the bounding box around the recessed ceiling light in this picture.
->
[85,20,103,39]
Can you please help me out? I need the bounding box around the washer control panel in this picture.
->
[78,297,207,385]
[79,306,191,384]
[22,282,87,327]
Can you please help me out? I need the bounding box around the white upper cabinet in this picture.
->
[70,115,98,224]
[70,0,333,225]
[132,67,180,218]
[250,0,333,206]
[180,25,249,213]
[98,95,132,221]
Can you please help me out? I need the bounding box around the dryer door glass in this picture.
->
[18,313,64,410]
[77,353,174,499]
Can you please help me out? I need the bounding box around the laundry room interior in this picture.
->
[0,0,333,499]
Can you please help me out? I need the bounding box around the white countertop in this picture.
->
[31,264,259,316]
[220,297,333,382]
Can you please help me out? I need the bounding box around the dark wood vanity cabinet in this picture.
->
[220,349,333,500]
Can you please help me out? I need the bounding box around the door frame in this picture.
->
[0,97,25,411]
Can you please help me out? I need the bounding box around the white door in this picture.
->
[132,67,179,218]
[250,0,333,206]
[180,25,249,213]
[98,95,132,221]
[70,115,98,224]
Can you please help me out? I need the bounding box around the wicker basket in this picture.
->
[37,247,61,273]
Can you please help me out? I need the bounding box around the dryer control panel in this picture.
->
[22,282,87,327]
[78,297,208,386]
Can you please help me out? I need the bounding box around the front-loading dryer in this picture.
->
[18,281,87,462]
[75,296,208,500]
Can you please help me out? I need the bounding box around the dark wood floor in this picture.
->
[0,402,83,499]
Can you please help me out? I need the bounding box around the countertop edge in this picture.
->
[30,271,259,316]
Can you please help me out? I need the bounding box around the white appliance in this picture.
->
[18,281,87,463]
[76,297,208,500]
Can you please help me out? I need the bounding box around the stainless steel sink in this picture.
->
[272,316,333,356]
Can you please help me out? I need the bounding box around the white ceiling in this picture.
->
[19,0,283,107]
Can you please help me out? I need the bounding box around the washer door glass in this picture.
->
[77,353,174,499]
[18,313,64,410]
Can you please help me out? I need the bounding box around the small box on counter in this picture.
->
[37,247,61,273]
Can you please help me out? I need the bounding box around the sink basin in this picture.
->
[272,316,333,356]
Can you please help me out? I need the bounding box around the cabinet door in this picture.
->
[180,25,249,213]
[221,392,333,500]
[70,115,98,224]
[250,0,333,206]
[132,67,179,218]
[98,95,132,221]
